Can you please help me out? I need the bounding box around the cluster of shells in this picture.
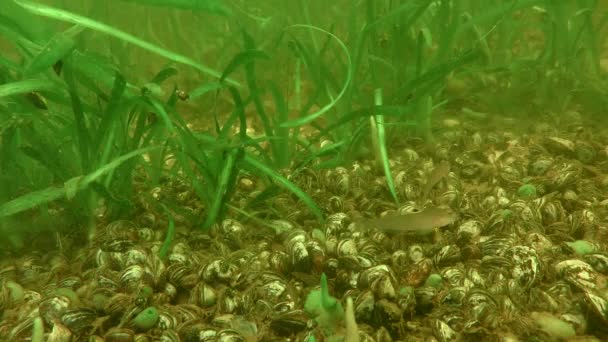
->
[2,114,608,341]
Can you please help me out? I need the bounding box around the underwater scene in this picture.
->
[1,0,608,341]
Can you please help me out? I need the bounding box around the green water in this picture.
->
[1,1,608,340]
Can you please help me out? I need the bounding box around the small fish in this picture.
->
[422,160,450,200]
[358,206,458,235]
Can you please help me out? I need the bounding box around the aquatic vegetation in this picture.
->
[132,306,159,330]
[304,273,344,335]
[1,0,608,340]
[517,183,537,198]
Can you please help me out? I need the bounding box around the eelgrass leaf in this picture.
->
[118,0,231,15]
[391,49,480,101]
[291,140,345,174]
[189,81,223,99]
[455,0,543,35]
[240,30,274,138]
[143,95,175,132]
[158,203,175,259]
[243,185,281,212]
[97,72,127,168]
[13,0,240,87]
[63,65,91,172]
[219,49,270,84]
[216,85,246,140]
[0,78,55,97]
[150,66,178,85]
[0,1,53,44]
[24,25,83,76]
[243,154,324,224]
[68,50,139,97]
[371,89,399,205]
[268,81,290,168]
[286,39,316,81]
[202,148,242,231]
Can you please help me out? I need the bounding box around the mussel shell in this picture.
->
[61,308,97,333]
[270,310,307,336]
[104,328,135,342]
[190,282,217,308]
[39,295,71,325]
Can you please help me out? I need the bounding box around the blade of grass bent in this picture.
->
[281,24,352,128]
[244,154,324,224]
[372,88,398,205]
[0,79,56,97]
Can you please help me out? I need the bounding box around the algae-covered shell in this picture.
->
[564,240,600,256]
[132,306,159,331]
[575,142,597,163]
[529,311,577,340]
[529,157,554,176]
